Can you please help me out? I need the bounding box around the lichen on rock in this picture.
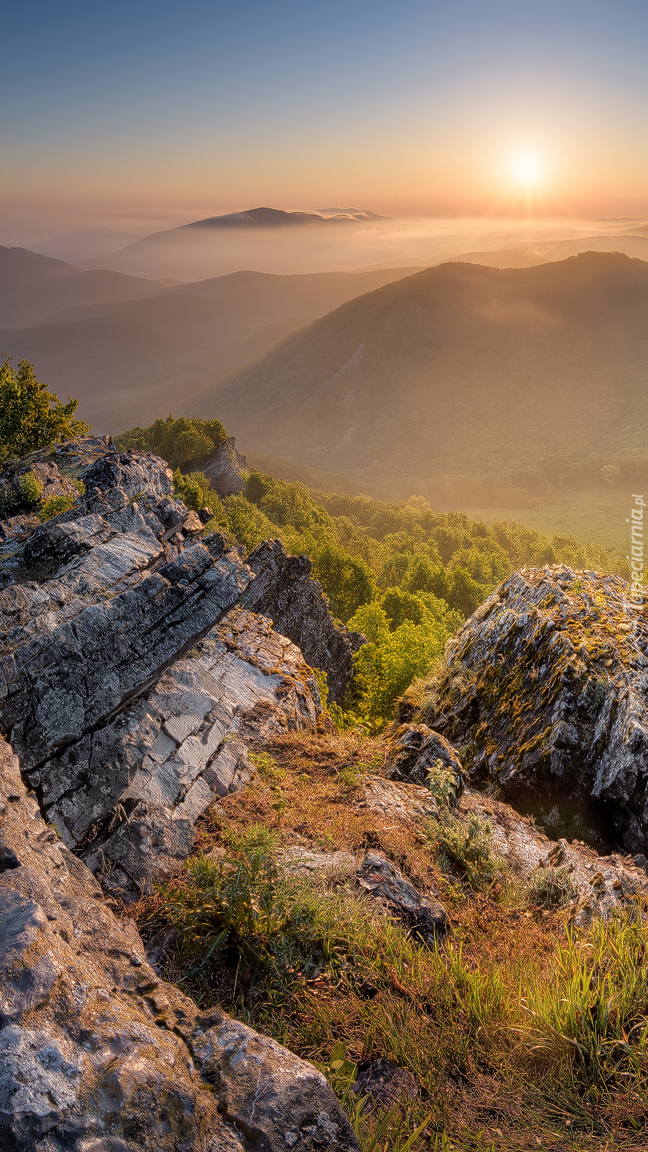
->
[419,564,648,852]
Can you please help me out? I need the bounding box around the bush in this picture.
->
[18,471,43,508]
[0,359,90,465]
[155,825,324,998]
[172,468,223,516]
[0,486,16,518]
[39,495,76,522]
[528,866,578,909]
[427,812,501,890]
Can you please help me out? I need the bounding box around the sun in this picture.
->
[509,150,545,187]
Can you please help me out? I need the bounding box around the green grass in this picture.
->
[462,493,631,560]
[142,806,648,1150]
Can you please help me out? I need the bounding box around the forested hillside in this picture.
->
[204,251,648,506]
[117,413,613,729]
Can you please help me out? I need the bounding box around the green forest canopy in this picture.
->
[117,414,616,731]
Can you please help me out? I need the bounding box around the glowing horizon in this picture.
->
[3,1,648,247]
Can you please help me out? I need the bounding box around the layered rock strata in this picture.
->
[0,735,360,1152]
[0,442,334,897]
[243,540,364,703]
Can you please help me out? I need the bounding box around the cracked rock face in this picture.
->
[243,540,361,704]
[0,736,359,1152]
[421,565,648,852]
[0,441,339,898]
[385,724,464,801]
[66,609,321,897]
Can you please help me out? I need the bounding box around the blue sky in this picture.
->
[3,1,648,241]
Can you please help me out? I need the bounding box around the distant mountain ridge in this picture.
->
[200,251,648,505]
[0,263,422,432]
[0,246,169,328]
[182,207,386,229]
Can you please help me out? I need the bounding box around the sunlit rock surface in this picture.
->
[0,736,359,1152]
[420,565,648,852]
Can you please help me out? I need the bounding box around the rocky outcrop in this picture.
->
[0,442,334,898]
[359,774,648,923]
[243,540,362,703]
[0,735,360,1152]
[358,852,448,944]
[202,437,249,497]
[420,565,648,853]
[385,724,464,800]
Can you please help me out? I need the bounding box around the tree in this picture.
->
[0,359,90,465]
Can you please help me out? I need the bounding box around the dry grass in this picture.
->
[133,730,648,1152]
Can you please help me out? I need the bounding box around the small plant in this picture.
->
[313,666,329,708]
[323,1042,431,1152]
[427,812,501,890]
[528,865,578,909]
[155,824,321,998]
[425,758,460,807]
[18,471,43,508]
[248,750,287,784]
[0,485,16,518]
[39,494,77,521]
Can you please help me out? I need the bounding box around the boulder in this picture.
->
[358,852,448,944]
[243,539,358,703]
[194,1013,358,1152]
[422,565,648,854]
[385,723,464,800]
[201,437,249,497]
[0,735,359,1152]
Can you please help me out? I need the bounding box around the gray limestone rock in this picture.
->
[385,723,464,801]
[243,539,359,704]
[201,437,249,497]
[421,565,648,853]
[1,537,251,773]
[193,1014,359,1152]
[80,449,174,500]
[0,735,360,1152]
[358,852,448,944]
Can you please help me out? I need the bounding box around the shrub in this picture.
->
[0,358,90,465]
[0,486,16,518]
[528,865,578,909]
[39,495,77,522]
[427,812,501,890]
[18,471,43,508]
[155,825,323,996]
[172,468,221,515]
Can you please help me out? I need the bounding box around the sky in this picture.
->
[3,0,648,245]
